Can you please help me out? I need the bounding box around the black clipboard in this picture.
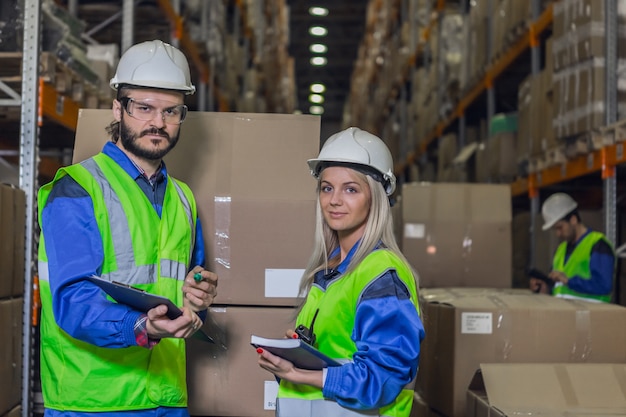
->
[87,275,216,344]
[251,335,341,370]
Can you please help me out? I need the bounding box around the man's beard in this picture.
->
[119,118,179,161]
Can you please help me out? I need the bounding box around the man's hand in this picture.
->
[145,304,202,339]
[548,270,569,285]
[183,266,218,312]
[530,277,549,294]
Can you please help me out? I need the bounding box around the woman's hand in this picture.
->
[256,346,325,388]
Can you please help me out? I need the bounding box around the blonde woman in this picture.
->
[257,127,425,417]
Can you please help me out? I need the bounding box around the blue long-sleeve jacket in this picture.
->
[319,245,425,410]
[40,142,206,348]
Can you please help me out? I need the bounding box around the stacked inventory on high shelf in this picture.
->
[345,0,623,291]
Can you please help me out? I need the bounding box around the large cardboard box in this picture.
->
[0,298,23,415]
[416,289,626,417]
[73,110,320,306]
[187,306,296,416]
[401,183,512,288]
[466,363,626,417]
[0,184,26,298]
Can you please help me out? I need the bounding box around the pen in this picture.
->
[193,272,202,282]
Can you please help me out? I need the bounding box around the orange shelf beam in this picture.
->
[510,177,529,197]
[510,142,626,197]
[39,78,80,131]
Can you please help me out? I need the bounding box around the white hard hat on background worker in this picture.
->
[541,192,578,230]
[110,39,196,94]
[307,127,397,195]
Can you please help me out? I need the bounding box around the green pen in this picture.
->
[193,272,203,282]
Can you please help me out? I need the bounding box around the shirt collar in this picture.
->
[330,240,361,274]
[102,142,168,182]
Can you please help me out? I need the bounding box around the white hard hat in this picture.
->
[307,127,396,195]
[541,192,578,230]
[110,40,196,95]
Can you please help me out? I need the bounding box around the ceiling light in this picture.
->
[310,105,324,115]
[310,83,326,93]
[309,7,328,17]
[309,26,327,37]
[309,94,324,104]
[310,56,327,66]
[310,43,327,54]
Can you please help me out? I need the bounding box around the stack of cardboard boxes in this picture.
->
[395,182,626,417]
[0,184,25,417]
[73,110,321,417]
[552,0,626,141]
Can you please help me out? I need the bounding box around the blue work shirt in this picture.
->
[40,141,206,351]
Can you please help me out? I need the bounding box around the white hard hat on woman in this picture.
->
[110,39,196,95]
[307,127,397,195]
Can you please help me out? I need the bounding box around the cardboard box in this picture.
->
[0,298,23,415]
[73,110,321,306]
[187,306,296,416]
[1,405,21,417]
[0,184,26,299]
[466,363,626,417]
[416,289,626,417]
[410,391,445,417]
[401,183,512,289]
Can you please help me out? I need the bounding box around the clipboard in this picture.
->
[87,275,216,344]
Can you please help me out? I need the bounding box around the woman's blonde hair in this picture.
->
[297,170,419,302]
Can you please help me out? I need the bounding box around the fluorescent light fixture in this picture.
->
[309,94,324,104]
[310,83,326,93]
[310,105,324,115]
[310,43,327,54]
[309,26,328,37]
[309,7,328,16]
[310,56,327,66]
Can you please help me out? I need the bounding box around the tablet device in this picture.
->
[527,268,552,285]
[87,275,182,319]
[87,276,216,344]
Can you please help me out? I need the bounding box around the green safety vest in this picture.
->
[552,230,612,303]
[37,152,197,411]
[277,249,420,417]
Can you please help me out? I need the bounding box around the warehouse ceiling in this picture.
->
[55,0,368,127]
[287,0,368,125]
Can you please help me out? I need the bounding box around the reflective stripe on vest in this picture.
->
[37,152,196,411]
[552,231,612,303]
[277,250,419,417]
[277,396,412,417]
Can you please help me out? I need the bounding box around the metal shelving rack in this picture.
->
[382,0,620,253]
[19,0,41,415]
[16,1,258,415]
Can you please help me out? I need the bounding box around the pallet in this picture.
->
[592,118,626,147]
[528,144,567,173]
[564,134,592,159]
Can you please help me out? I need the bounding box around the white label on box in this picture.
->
[264,380,279,410]
[461,312,492,334]
[404,223,425,239]
[265,269,305,298]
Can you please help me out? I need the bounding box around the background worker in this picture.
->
[531,192,615,302]
[37,39,217,417]
[256,127,425,417]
